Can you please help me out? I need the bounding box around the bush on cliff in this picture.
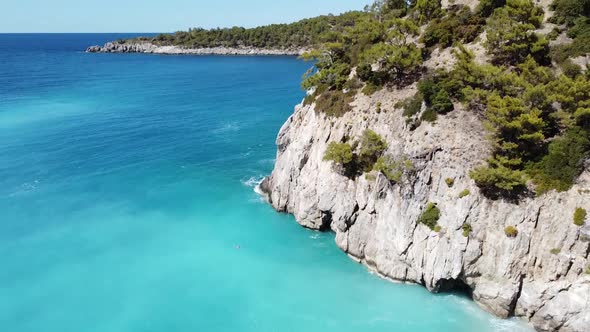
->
[418,202,441,230]
[359,130,388,171]
[313,90,353,117]
[373,155,414,183]
[485,0,549,65]
[504,226,519,238]
[324,142,354,165]
[574,207,587,226]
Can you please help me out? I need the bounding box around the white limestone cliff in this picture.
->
[261,88,590,332]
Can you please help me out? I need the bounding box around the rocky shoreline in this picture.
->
[86,41,306,56]
[260,89,590,332]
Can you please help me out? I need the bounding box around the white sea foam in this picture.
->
[242,175,265,188]
[213,122,240,134]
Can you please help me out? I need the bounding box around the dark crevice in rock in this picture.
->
[319,210,333,231]
[345,204,360,230]
[299,153,309,171]
[509,275,525,317]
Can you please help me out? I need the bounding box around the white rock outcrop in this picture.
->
[261,88,590,332]
[86,42,306,56]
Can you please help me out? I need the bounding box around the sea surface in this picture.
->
[0,34,533,332]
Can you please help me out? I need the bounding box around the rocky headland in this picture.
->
[86,42,306,56]
[260,87,590,332]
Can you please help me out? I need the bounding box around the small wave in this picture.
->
[309,233,321,240]
[212,122,241,134]
[242,175,270,203]
[257,158,276,165]
[241,175,265,188]
[9,180,40,197]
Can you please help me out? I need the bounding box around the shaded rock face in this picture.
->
[85,42,306,56]
[262,89,590,332]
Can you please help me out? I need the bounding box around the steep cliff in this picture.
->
[261,87,590,331]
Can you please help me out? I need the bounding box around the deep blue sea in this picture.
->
[0,34,533,332]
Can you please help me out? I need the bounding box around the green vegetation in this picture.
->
[586,265,590,275]
[529,127,590,194]
[485,0,548,65]
[574,207,587,226]
[459,189,471,198]
[445,178,455,187]
[550,248,561,254]
[313,90,353,117]
[323,129,389,178]
[324,142,354,165]
[418,202,441,230]
[129,12,370,49]
[363,83,381,96]
[128,0,590,199]
[359,130,388,171]
[462,223,473,237]
[504,226,519,238]
[422,5,484,49]
[310,0,590,198]
[549,0,590,62]
[433,225,442,232]
[373,155,414,183]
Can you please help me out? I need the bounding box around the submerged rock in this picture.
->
[262,88,590,332]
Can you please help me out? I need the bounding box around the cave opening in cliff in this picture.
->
[436,278,473,299]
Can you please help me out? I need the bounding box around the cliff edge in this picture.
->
[261,88,590,331]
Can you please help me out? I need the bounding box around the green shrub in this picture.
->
[462,223,473,237]
[314,90,353,117]
[431,90,454,114]
[373,155,414,183]
[485,0,549,65]
[373,156,403,182]
[547,27,561,40]
[421,108,438,122]
[445,178,455,187]
[550,0,590,27]
[376,102,382,114]
[530,127,590,194]
[477,0,507,17]
[459,189,471,198]
[365,173,377,181]
[574,207,587,226]
[433,225,442,232]
[412,0,444,24]
[504,226,518,238]
[401,92,424,118]
[359,130,388,171]
[422,6,485,49]
[324,142,354,165]
[418,202,441,230]
[586,265,590,275]
[550,248,561,255]
[362,82,381,96]
[470,158,528,197]
[303,94,316,106]
[418,76,455,116]
[561,60,582,78]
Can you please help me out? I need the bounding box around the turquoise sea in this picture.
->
[0,34,533,332]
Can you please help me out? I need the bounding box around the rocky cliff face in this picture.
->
[261,88,590,332]
[86,42,305,56]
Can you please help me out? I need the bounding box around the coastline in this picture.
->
[260,96,590,332]
[86,41,307,56]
